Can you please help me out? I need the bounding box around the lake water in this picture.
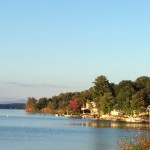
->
[0,109,149,150]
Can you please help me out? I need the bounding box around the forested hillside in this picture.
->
[25,75,150,115]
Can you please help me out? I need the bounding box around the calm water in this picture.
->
[0,109,149,150]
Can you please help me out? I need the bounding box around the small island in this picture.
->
[25,75,150,122]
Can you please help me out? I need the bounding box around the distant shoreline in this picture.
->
[0,103,25,109]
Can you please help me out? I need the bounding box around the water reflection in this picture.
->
[68,120,150,129]
[0,110,149,150]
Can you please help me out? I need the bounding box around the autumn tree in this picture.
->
[68,96,80,114]
[25,97,37,112]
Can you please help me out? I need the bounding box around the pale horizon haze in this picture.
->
[0,0,150,102]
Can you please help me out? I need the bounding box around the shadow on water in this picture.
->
[67,119,150,129]
[67,120,149,150]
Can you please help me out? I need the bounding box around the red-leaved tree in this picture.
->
[69,99,80,114]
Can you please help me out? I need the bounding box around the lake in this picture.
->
[0,109,149,150]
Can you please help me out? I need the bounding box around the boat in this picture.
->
[64,114,71,117]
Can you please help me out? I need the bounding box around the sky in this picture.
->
[0,0,150,102]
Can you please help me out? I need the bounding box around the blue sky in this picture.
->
[0,0,150,102]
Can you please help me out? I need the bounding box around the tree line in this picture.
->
[25,75,150,115]
[0,103,25,109]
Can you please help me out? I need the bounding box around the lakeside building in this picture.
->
[81,101,149,122]
[81,101,98,115]
[110,109,124,116]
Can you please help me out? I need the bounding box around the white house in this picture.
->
[110,109,123,116]
[81,101,98,115]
